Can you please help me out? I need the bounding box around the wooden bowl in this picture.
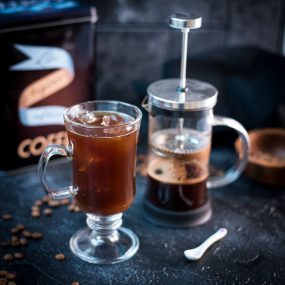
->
[235,128,285,186]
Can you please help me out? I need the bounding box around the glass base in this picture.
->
[69,214,139,264]
[143,198,212,228]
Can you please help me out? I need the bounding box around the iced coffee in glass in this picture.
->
[39,100,142,264]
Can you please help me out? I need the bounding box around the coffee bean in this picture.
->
[10,228,19,235]
[19,238,28,246]
[3,254,13,261]
[54,253,65,261]
[15,224,24,231]
[0,278,7,285]
[31,232,43,240]
[22,231,32,238]
[2,214,12,221]
[11,236,18,243]
[31,211,40,218]
[43,208,53,216]
[48,200,60,208]
[0,271,8,276]
[14,253,23,259]
[31,206,40,212]
[34,200,43,207]
[71,282,80,285]
[60,198,70,206]
[7,281,16,285]
[5,273,15,280]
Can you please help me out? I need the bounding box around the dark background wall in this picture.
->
[87,0,285,129]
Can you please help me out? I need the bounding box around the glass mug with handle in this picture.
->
[142,79,250,227]
[38,100,142,264]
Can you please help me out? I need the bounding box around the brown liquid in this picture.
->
[146,145,210,211]
[67,112,138,215]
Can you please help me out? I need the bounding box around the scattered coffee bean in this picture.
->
[31,206,40,212]
[7,281,16,285]
[22,231,32,238]
[5,273,16,280]
[43,208,53,216]
[48,200,60,208]
[54,253,65,261]
[71,282,80,285]
[0,278,7,285]
[15,224,24,231]
[34,200,43,207]
[2,214,12,221]
[60,198,70,206]
[19,238,28,246]
[31,232,43,240]
[14,253,23,260]
[0,271,8,276]
[10,228,19,235]
[3,254,13,261]
[11,236,18,243]
[31,211,40,218]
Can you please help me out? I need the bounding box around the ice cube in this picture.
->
[77,111,97,124]
[110,114,119,122]
[84,112,97,124]
[101,115,111,126]
[75,110,86,124]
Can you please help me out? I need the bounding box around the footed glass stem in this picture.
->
[69,213,139,264]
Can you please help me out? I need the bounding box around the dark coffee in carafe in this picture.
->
[145,128,211,211]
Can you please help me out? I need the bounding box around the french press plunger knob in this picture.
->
[169,13,202,29]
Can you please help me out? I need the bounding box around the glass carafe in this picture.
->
[142,78,249,227]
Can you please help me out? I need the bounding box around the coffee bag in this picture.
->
[0,0,97,172]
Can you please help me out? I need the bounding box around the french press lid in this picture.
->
[147,13,218,111]
[147,78,217,111]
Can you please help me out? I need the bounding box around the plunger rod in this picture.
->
[179,29,189,100]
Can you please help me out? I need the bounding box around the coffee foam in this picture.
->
[148,156,209,185]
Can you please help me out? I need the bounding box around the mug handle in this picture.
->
[207,115,250,188]
[38,144,74,199]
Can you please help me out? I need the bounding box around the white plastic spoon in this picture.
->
[184,228,228,261]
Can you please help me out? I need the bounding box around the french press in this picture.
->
[142,14,249,228]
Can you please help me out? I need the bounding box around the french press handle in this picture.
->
[207,116,250,188]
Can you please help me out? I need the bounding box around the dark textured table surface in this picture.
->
[0,150,285,285]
